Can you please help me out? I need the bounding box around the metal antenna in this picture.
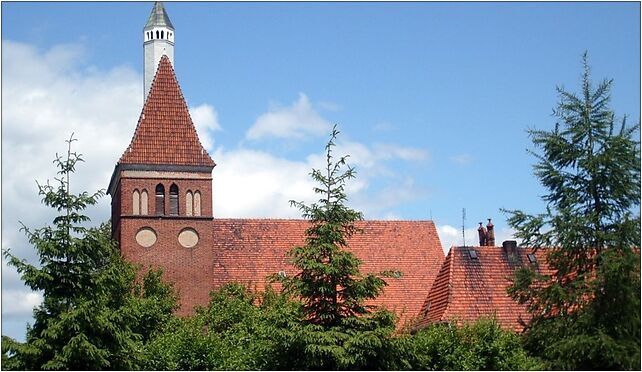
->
[462,208,466,247]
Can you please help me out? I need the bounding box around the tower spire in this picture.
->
[143,2,175,101]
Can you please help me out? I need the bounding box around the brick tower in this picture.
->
[108,3,216,312]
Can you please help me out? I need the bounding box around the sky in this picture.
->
[2,1,640,342]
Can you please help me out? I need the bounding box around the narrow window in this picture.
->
[140,190,149,215]
[169,184,179,215]
[186,191,193,216]
[155,184,165,215]
[161,30,164,39]
[194,191,201,216]
[132,190,140,215]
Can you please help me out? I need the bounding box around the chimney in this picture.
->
[502,240,517,252]
[477,222,487,246]
[486,218,495,246]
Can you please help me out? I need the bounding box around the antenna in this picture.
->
[462,208,466,247]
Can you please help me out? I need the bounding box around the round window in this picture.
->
[135,227,157,248]
[178,228,199,248]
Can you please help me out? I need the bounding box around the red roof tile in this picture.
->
[416,245,551,332]
[119,55,215,167]
[209,219,445,326]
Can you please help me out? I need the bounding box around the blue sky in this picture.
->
[2,1,640,341]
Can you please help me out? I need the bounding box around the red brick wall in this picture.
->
[114,170,216,314]
[120,216,215,314]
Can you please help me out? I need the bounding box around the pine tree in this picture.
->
[504,53,640,370]
[2,135,177,370]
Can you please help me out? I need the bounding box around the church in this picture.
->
[109,2,546,330]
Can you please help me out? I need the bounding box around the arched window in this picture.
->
[156,30,160,39]
[169,184,179,216]
[161,30,164,39]
[155,184,165,215]
[194,191,201,216]
[140,190,149,215]
[185,191,193,216]
[132,190,140,215]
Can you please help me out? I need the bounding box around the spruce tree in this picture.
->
[276,126,396,369]
[504,53,640,370]
[2,136,177,370]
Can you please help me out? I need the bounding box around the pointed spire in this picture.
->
[119,56,215,168]
[145,2,174,30]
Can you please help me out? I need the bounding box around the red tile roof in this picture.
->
[118,55,215,167]
[209,219,445,326]
[416,245,551,332]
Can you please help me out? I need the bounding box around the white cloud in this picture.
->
[2,290,43,317]
[373,143,429,162]
[450,153,473,166]
[211,148,317,218]
[190,103,221,152]
[245,93,332,140]
[2,40,142,332]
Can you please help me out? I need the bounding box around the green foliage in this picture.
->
[392,319,543,370]
[504,53,641,370]
[279,126,389,327]
[266,125,399,369]
[2,136,177,370]
[142,283,300,370]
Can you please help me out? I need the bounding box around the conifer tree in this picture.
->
[275,126,396,369]
[2,135,177,370]
[281,125,388,326]
[504,53,640,370]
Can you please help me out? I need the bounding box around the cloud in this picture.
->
[190,103,221,151]
[245,93,332,141]
[373,143,429,162]
[450,153,473,166]
[372,121,394,133]
[211,148,318,218]
[2,290,43,317]
[2,40,142,335]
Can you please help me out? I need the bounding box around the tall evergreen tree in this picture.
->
[504,53,640,370]
[2,136,177,370]
[276,126,397,369]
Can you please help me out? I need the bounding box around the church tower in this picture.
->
[143,2,175,100]
[108,2,216,312]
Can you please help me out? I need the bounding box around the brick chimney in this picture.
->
[478,222,488,246]
[486,218,495,246]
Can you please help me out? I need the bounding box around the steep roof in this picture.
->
[118,55,215,168]
[209,219,445,326]
[416,245,551,332]
[145,2,174,30]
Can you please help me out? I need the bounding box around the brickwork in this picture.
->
[119,218,445,325]
[121,216,214,313]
